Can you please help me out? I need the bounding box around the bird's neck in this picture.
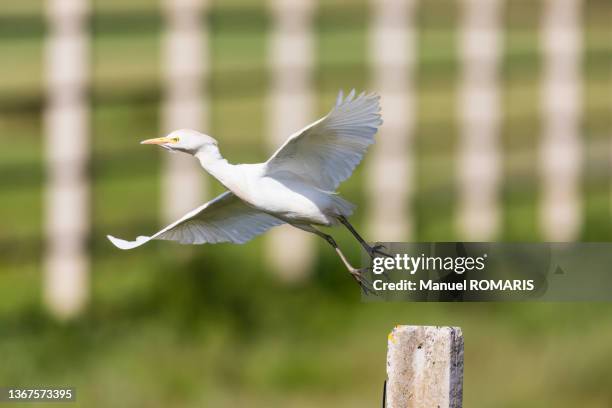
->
[195,148,239,191]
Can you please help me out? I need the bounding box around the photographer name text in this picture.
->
[371,253,535,293]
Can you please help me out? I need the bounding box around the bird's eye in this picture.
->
[171,137,180,143]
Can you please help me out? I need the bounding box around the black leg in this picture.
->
[291,223,375,295]
[337,215,392,259]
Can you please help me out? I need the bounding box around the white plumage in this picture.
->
[265,90,381,191]
[108,90,386,290]
[108,191,284,248]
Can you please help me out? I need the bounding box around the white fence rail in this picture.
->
[457,0,502,240]
[161,0,209,223]
[44,0,90,320]
[266,0,316,282]
[539,0,583,240]
[368,0,416,242]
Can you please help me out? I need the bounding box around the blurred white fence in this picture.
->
[267,0,316,283]
[44,0,90,320]
[161,0,209,223]
[42,0,585,318]
[368,0,416,241]
[457,0,502,240]
[539,0,582,240]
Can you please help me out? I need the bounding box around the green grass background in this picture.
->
[1,0,611,406]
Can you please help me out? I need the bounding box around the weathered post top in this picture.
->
[386,325,464,408]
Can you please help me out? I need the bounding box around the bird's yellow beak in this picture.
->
[140,137,175,145]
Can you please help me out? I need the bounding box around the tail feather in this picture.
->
[330,195,356,218]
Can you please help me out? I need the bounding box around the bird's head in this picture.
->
[140,129,218,155]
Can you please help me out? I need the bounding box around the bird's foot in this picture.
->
[366,243,393,259]
[349,267,376,296]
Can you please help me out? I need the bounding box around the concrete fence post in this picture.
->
[386,325,464,408]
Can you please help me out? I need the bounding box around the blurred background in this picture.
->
[1,0,611,406]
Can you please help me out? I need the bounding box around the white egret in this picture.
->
[108,90,387,290]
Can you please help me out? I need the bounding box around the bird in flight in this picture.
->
[108,90,387,291]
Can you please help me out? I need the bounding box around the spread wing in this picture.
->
[263,89,382,191]
[107,191,284,249]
